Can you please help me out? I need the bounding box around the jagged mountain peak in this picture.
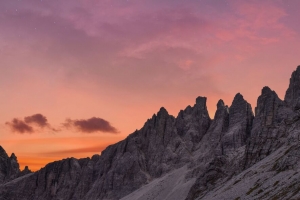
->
[230,93,253,116]
[0,146,8,159]
[229,92,253,121]
[254,86,282,117]
[195,96,207,108]
[157,106,169,117]
[285,65,300,109]
[2,66,300,200]
[217,99,226,109]
[10,153,17,160]
[183,105,193,114]
[219,92,254,155]
[146,106,174,130]
[213,99,229,124]
[233,92,244,99]
[212,100,229,124]
[149,107,171,119]
[261,86,273,94]
[231,93,252,109]
[0,147,24,184]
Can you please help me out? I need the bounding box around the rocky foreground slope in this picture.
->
[1,66,300,200]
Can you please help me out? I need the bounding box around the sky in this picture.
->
[0,0,300,171]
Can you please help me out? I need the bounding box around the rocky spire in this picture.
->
[255,86,283,126]
[193,97,211,135]
[9,153,20,177]
[0,147,21,184]
[195,96,207,110]
[244,86,290,168]
[10,153,17,160]
[229,93,253,137]
[145,106,173,134]
[214,99,229,121]
[221,93,254,154]
[3,66,300,200]
[212,99,229,133]
[0,146,8,159]
[285,65,300,110]
[205,99,229,155]
[176,96,211,151]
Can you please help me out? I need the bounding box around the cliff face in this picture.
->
[244,87,291,168]
[0,98,212,200]
[285,66,300,110]
[1,66,300,200]
[0,146,19,183]
[221,93,254,155]
[0,146,31,185]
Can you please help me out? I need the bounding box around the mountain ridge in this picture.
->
[1,66,300,200]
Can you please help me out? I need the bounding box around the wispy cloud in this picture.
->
[5,118,34,134]
[5,114,58,134]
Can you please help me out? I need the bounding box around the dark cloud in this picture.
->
[6,118,34,134]
[63,117,119,134]
[24,114,48,128]
[6,114,59,134]
[6,115,116,134]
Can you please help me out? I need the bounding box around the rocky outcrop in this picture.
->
[0,94,256,200]
[285,66,300,110]
[84,107,189,200]
[203,99,229,155]
[186,156,227,200]
[176,96,211,151]
[0,100,211,200]
[0,146,21,183]
[0,157,98,200]
[0,146,32,186]
[2,66,300,200]
[186,100,229,200]
[82,99,210,199]
[185,97,251,200]
[244,87,289,168]
[221,93,254,155]
[200,142,300,200]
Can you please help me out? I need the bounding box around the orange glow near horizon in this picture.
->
[1,0,300,172]
[1,135,125,171]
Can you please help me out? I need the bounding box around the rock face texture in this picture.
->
[0,146,19,183]
[1,66,300,200]
[244,86,291,168]
[185,94,253,200]
[199,99,229,156]
[221,93,254,155]
[0,146,31,184]
[176,97,211,151]
[0,98,211,200]
[285,66,300,110]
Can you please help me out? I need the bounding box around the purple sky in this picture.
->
[0,0,300,170]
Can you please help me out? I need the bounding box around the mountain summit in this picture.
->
[1,66,300,200]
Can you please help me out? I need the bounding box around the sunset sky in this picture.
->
[1,0,300,171]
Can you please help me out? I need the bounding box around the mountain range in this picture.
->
[1,66,300,200]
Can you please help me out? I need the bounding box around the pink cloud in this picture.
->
[63,117,119,134]
[5,119,34,134]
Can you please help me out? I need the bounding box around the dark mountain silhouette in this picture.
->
[1,66,300,200]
